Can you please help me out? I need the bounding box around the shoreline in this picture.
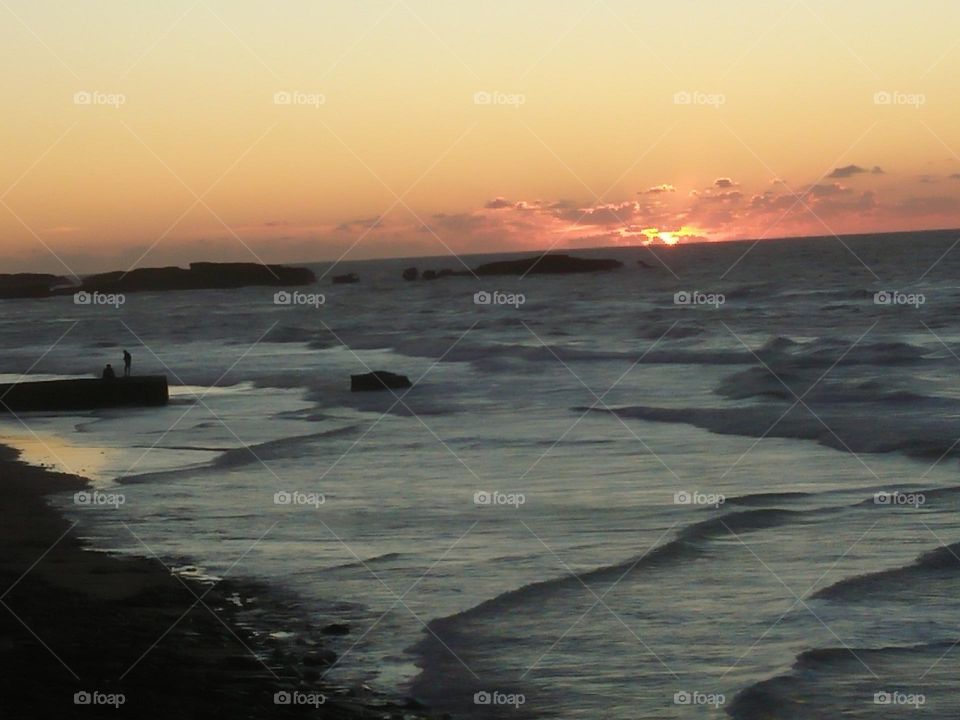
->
[0,443,437,718]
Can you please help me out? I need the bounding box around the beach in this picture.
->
[0,443,434,718]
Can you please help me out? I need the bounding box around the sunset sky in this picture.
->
[2,0,959,274]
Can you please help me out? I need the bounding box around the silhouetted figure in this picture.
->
[102,364,116,380]
[123,350,131,377]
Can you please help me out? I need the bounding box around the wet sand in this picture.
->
[0,444,436,718]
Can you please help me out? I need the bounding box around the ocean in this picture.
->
[2,229,960,718]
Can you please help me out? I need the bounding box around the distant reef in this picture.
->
[0,273,73,299]
[0,262,316,299]
[472,253,623,275]
[412,253,623,280]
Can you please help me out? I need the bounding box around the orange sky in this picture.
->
[1,0,959,274]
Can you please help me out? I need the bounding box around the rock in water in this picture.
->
[332,273,360,284]
[58,262,316,295]
[350,371,412,392]
[402,267,418,281]
[0,273,73,299]
[321,623,350,636]
[473,254,622,275]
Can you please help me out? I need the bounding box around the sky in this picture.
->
[1,0,959,275]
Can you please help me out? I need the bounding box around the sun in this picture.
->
[639,225,704,245]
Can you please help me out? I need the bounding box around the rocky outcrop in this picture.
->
[473,254,622,275]
[350,371,412,392]
[332,273,359,284]
[412,254,622,281]
[402,267,418,281]
[0,376,169,411]
[75,262,316,294]
[0,273,73,299]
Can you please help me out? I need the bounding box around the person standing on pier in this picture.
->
[123,350,132,377]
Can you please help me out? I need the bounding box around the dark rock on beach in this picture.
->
[350,371,413,392]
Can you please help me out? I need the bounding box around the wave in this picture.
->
[263,324,317,344]
[210,425,361,469]
[119,425,361,483]
[586,404,960,459]
[716,367,930,404]
[320,552,403,572]
[812,541,960,601]
[728,640,955,720]
[724,490,813,506]
[408,505,809,717]
[416,507,803,646]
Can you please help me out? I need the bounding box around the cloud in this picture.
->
[697,190,743,204]
[12,161,960,275]
[829,165,884,179]
[811,190,878,217]
[809,183,852,197]
[429,212,489,232]
[336,216,383,233]
[891,195,958,217]
[829,165,867,178]
[642,184,676,194]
